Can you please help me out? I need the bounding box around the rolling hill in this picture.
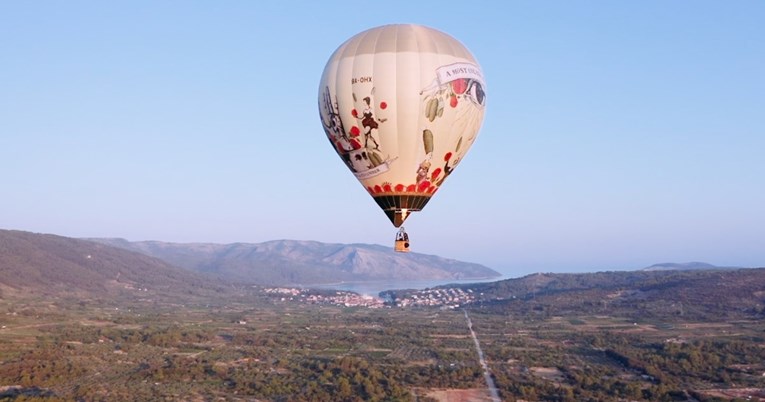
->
[88,238,501,286]
[435,268,765,320]
[0,229,224,299]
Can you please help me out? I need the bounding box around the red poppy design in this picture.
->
[406,184,416,192]
[373,185,383,194]
[394,184,405,192]
[351,109,358,117]
[379,101,387,109]
[417,180,431,192]
[349,126,360,137]
[431,168,442,181]
[383,184,392,192]
[444,152,453,162]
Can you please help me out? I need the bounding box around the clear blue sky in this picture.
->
[2,1,763,277]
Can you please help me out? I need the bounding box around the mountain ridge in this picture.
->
[87,238,501,286]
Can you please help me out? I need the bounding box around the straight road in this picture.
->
[464,309,501,402]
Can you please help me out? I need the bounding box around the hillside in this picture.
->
[0,229,224,299]
[88,238,501,286]
[437,268,765,320]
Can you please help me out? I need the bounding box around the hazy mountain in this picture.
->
[0,229,223,299]
[642,261,743,271]
[88,238,501,286]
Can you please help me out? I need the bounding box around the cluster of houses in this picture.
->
[262,287,385,308]
[261,286,479,309]
[389,287,477,309]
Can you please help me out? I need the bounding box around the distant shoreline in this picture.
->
[296,274,504,288]
[302,276,508,296]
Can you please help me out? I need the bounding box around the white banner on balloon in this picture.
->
[353,162,390,180]
[436,62,485,87]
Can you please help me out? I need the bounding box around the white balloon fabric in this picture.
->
[318,24,486,227]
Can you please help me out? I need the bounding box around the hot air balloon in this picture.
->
[318,24,486,252]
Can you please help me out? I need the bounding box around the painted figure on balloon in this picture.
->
[355,95,387,151]
[343,92,388,175]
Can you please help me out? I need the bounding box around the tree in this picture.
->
[337,377,352,398]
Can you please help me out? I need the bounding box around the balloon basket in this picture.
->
[394,239,410,253]
[394,227,410,253]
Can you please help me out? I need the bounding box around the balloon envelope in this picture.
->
[318,24,486,227]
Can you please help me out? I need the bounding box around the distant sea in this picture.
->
[309,276,506,296]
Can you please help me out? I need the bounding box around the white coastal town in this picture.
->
[262,286,479,309]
